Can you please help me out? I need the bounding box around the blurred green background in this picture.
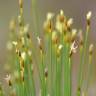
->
[0,0,96,96]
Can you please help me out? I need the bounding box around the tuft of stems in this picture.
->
[2,1,95,96]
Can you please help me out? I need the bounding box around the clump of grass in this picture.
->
[1,0,95,96]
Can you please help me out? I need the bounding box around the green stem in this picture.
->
[77,47,83,96]
[49,32,53,96]
[85,54,93,94]
[77,26,90,96]
[64,44,70,96]
[31,0,40,36]
[40,51,46,96]
[29,62,36,96]
[54,45,58,96]
[68,57,72,96]
[59,33,63,96]
[24,37,36,96]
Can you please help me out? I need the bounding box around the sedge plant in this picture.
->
[0,0,95,96]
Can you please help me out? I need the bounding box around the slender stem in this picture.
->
[49,32,53,96]
[77,47,83,96]
[40,51,47,96]
[68,57,72,96]
[82,26,89,80]
[29,62,36,96]
[86,53,93,94]
[51,34,53,95]
[64,44,70,96]
[57,33,63,96]
[31,0,40,36]
[77,25,90,96]
[23,36,36,96]
[54,44,57,96]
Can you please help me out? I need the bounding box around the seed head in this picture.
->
[89,44,94,55]
[58,9,65,22]
[86,11,92,26]
[67,18,73,29]
[60,9,64,16]
[57,44,63,57]
[56,10,66,33]
[44,68,48,78]
[19,0,23,16]
[47,12,54,20]
[52,31,58,44]
[16,49,21,57]
[86,11,92,21]
[21,52,26,61]
[72,29,77,36]
[43,12,54,33]
[71,29,77,41]
[56,20,63,33]
[78,30,83,47]
[20,59,24,69]
[37,37,43,50]
[5,74,12,86]
[12,41,18,46]
[58,44,63,50]
[70,41,78,57]
[18,15,22,26]
[19,0,23,7]
[44,19,53,33]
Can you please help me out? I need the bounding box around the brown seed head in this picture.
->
[37,37,43,51]
[89,44,94,55]
[5,74,12,87]
[58,10,65,23]
[67,18,73,31]
[57,44,63,57]
[52,31,58,44]
[86,11,92,26]
[44,68,48,78]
